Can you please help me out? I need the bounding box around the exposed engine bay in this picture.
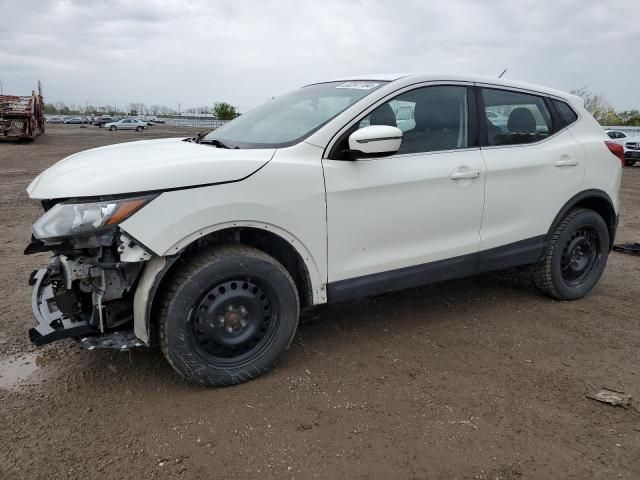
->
[27,207,151,350]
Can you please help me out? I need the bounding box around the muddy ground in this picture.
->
[0,124,638,480]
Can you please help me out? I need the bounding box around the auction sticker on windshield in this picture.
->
[336,82,380,90]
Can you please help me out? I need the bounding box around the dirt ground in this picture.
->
[0,124,638,480]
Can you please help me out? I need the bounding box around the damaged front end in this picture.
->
[26,195,156,350]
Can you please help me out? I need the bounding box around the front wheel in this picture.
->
[109,125,117,131]
[135,126,143,132]
[533,208,609,300]
[158,245,299,386]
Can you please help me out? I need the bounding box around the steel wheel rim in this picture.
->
[560,227,600,286]
[188,277,278,364]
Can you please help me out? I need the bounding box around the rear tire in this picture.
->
[158,245,299,386]
[625,159,636,167]
[109,125,116,131]
[533,208,609,300]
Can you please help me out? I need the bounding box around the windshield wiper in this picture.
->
[198,138,233,149]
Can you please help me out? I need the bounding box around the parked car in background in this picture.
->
[93,116,114,128]
[486,110,509,130]
[46,116,64,124]
[624,139,640,166]
[25,74,622,387]
[64,116,85,124]
[605,130,628,141]
[605,130,640,166]
[104,118,146,131]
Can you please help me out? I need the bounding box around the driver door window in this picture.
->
[358,85,470,154]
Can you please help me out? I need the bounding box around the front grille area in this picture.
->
[626,142,640,150]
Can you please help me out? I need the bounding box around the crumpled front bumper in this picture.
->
[28,268,95,346]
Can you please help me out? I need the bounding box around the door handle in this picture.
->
[554,158,579,167]
[450,170,481,180]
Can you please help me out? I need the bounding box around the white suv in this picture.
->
[25,74,623,386]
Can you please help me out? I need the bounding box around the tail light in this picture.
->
[605,141,625,167]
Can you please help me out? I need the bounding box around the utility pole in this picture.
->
[0,80,3,95]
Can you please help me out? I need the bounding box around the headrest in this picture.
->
[369,103,396,127]
[414,95,460,131]
[507,108,537,133]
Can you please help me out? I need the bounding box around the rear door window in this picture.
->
[481,88,552,146]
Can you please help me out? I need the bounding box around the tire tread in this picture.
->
[533,208,597,299]
[158,244,298,385]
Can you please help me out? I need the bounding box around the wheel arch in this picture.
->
[133,224,323,345]
[547,189,618,248]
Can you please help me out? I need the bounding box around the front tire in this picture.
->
[158,245,299,386]
[135,126,143,132]
[533,208,609,300]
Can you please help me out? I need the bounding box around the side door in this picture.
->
[122,119,134,130]
[477,86,586,270]
[322,84,486,300]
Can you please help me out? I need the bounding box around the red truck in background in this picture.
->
[0,81,45,140]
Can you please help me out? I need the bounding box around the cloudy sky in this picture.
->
[2,0,639,112]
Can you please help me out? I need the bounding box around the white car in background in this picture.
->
[605,129,629,143]
[606,130,640,166]
[105,118,146,132]
[486,110,509,130]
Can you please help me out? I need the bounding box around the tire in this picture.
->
[533,208,609,300]
[625,159,636,167]
[158,245,299,386]
[109,125,117,131]
[135,126,143,132]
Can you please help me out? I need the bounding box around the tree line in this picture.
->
[571,86,639,126]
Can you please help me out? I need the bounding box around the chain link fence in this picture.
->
[161,116,231,129]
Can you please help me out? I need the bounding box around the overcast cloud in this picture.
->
[1,0,639,111]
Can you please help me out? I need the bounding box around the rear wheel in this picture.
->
[533,208,609,300]
[158,245,299,386]
[109,125,117,131]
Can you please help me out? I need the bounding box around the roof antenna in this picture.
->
[498,69,507,79]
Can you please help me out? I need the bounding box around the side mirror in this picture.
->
[348,125,402,158]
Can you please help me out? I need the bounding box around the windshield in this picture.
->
[202,81,388,148]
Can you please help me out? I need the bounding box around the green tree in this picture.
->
[571,86,612,124]
[44,103,58,114]
[213,102,237,120]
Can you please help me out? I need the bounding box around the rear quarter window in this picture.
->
[552,99,579,128]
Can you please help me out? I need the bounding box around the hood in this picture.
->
[27,137,276,199]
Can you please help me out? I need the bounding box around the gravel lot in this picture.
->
[1,124,639,479]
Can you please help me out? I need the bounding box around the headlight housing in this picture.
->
[33,195,155,240]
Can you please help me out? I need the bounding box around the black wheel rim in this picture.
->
[188,277,277,364]
[560,227,601,286]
